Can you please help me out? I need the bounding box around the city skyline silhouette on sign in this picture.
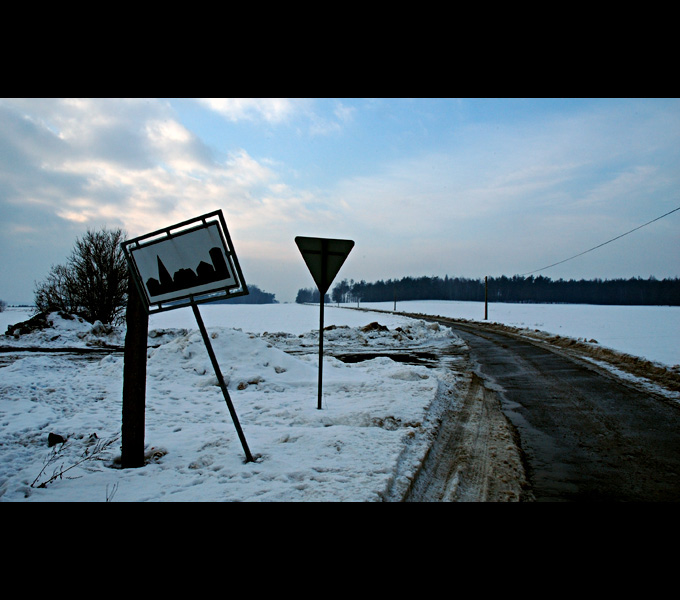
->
[146,246,232,297]
[124,215,245,311]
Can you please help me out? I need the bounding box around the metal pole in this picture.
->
[318,294,324,409]
[318,239,328,410]
[192,302,254,463]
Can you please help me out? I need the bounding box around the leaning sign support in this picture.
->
[295,236,354,409]
[121,210,254,467]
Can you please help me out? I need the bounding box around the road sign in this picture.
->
[295,236,354,409]
[121,210,254,465]
[295,236,354,294]
[122,211,248,314]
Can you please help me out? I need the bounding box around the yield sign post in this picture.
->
[295,236,354,409]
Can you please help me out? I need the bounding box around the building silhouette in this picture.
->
[146,247,231,297]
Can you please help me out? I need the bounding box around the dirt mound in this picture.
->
[5,312,53,337]
[361,322,389,333]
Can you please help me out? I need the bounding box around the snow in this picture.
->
[380,300,680,368]
[1,299,677,502]
[0,304,461,502]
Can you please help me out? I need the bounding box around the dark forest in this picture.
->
[213,284,278,304]
[299,275,680,306]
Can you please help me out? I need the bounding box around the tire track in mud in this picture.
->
[404,360,531,502]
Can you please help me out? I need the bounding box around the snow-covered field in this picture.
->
[0,304,462,502]
[375,300,680,368]
[1,300,677,502]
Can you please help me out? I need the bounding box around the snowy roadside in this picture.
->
[4,299,675,502]
[0,307,466,502]
[357,301,680,403]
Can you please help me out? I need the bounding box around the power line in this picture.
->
[521,205,680,276]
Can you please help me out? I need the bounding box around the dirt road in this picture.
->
[402,315,680,502]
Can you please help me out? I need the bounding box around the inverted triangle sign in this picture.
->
[295,236,354,294]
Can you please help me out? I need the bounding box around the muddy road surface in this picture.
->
[418,317,680,502]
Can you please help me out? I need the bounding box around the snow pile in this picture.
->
[0,307,461,502]
[2,311,124,349]
[263,319,454,355]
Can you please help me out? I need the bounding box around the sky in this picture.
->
[1,98,679,305]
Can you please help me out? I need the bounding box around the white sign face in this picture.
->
[123,212,248,310]
[131,222,237,304]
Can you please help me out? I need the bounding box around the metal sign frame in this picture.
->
[122,210,248,314]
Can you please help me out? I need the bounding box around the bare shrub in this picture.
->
[34,228,128,324]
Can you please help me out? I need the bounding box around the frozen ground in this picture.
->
[0,304,463,502]
[0,300,677,502]
[368,300,680,368]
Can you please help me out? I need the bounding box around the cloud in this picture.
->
[1,98,678,304]
[1,99,359,243]
[197,98,356,138]
[1,98,331,301]
[197,98,303,124]
[318,103,680,285]
[0,99,295,232]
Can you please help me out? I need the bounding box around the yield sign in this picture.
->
[295,236,354,294]
[295,236,354,410]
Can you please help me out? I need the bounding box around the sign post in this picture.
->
[295,236,354,409]
[121,278,148,468]
[121,210,255,464]
[191,302,254,463]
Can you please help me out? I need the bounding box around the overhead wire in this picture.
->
[520,205,680,276]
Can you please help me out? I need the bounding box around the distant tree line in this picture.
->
[295,288,331,304]
[302,275,680,306]
[212,284,278,304]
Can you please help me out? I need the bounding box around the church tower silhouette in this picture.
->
[209,247,229,278]
[157,255,172,286]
